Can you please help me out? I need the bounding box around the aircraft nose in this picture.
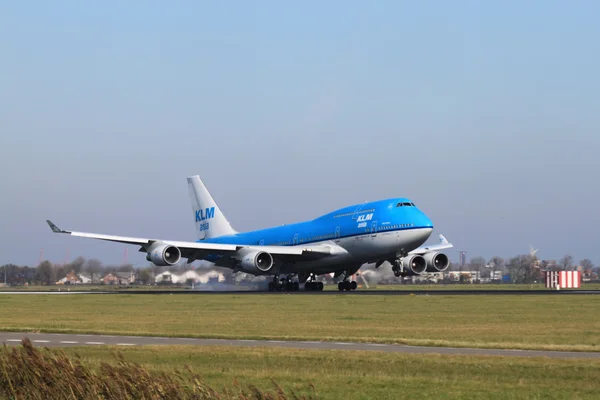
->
[420,212,434,229]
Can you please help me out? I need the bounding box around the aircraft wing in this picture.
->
[409,234,453,255]
[46,220,336,261]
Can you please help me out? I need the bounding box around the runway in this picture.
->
[1,332,599,359]
[1,289,600,295]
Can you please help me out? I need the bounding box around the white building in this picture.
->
[155,270,225,284]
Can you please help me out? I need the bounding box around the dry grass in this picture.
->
[55,344,600,399]
[0,338,316,400]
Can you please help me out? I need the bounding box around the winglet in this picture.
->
[46,220,69,234]
[439,234,449,244]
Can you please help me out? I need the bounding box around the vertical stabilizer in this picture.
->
[187,175,236,240]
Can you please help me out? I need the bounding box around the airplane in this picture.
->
[46,175,453,292]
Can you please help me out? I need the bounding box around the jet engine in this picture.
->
[402,254,427,275]
[146,243,181,266]
[238,250,274,274]
[423,252,450,272]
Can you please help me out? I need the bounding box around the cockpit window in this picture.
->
[397,202,414,207]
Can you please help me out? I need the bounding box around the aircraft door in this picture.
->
[371,221,377,237]
[335,226,341,243]
[351,205,364,220]
[293,233,299,245]
[259,239,265,246]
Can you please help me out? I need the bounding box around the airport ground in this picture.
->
[41,345,600,399]
[1,292,599,398]
[0,293,598,351]
[3,282,600,292]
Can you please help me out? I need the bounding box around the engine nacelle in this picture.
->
[238,250,274,274]
[402,254,427,275]
[423,252,450,272]
[146,243,181,266]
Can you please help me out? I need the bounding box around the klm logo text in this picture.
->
[195,207,215,222]
[357,213,373,222]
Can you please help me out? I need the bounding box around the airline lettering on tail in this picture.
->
[195,207,215,222]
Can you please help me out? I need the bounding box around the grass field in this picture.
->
[2,282,600,291]
[50,344,600,399]
[0,293,598,351]
[330,283,600,291]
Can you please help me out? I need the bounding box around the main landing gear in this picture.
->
[268,275,300,292]
[338,280,357,291]
[304,273,324,291]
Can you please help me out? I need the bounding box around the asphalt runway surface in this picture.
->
[1,332,599,359]
[1,289,600,295]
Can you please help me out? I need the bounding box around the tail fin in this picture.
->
[187,175,236,240]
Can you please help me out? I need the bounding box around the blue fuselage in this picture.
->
[199,198,433,248]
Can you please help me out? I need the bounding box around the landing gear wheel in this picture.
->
[338,281,357,291]
[392,262,402,277]
[305,281,323,291]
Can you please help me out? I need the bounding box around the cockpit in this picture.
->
[396,202,415,207]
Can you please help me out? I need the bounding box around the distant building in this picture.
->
[56,271,87,285]
[154,270,225,284]
[114,272,136,285]
[101,273,119,285]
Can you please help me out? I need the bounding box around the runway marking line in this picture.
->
[85,342,105,345]
[6,339,21,342]
[116,343,136,346]
[59,341,78,344]
[33,340,50,343]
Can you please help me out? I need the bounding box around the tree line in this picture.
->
[451,254,597,284]
[0,253,597,286]
[0,257,153,286]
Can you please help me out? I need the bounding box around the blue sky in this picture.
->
[1,1,599,266]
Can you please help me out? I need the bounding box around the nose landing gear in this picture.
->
[391,253,409,277]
